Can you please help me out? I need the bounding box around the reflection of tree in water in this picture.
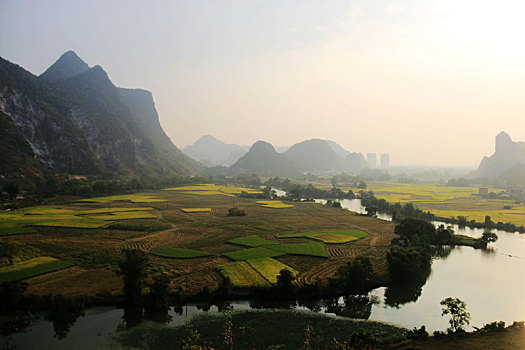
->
[249,299,296,310]
[44,296,85,339]
[384,268,430,308]
[297,299,322,313]
[118,308,143,331]
[481,246,496,258]
[432,245,453,259]
[325,295,376,319]
[144,308,172,324]
[1,316,34,349]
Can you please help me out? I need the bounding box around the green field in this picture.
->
[164,184,262,197]
[150,247,212,259]
[227,235,277,247]
[0,223,36,236]
[0,205,157,233]
[224,247,285,261]
[0,257,74,282]
[276,229,367,243]
[257,200,294,209]
[267,243,329,258]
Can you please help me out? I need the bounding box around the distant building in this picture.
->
[367,153,377,168]
[479,187,489,196]
[380,153,390,168]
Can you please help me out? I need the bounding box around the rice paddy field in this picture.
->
[257,200,294,208]
[317,181,525,227]
[0,256,74,282]
[218,257,298,287]
[0,186,396,296]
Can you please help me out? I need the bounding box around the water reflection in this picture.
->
[44,296,84,339]
[325,295,376,319]
[432,245,453,259]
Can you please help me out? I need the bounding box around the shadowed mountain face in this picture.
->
[182,135,248,166]
[230,141,296,176]
[0,51,204,179]
[284,139,341,172]
[228,138,366,175]
[476,132,525,179]
[40,51,90,81]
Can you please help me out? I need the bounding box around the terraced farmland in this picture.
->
[217,261,270,288]
[227,235,277,247]
[257,200,294,209]
[0,185,396,297]
[181,208,212,213]
[224,247,285,261]
[150,247,212,259]
[276,230,368,244]
[0,256,74,282]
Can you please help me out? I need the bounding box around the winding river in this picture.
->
[3,197,525,348]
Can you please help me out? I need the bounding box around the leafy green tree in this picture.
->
[117,249,148,307]
[276,269,295,290]
[3,182,19,201]
[365,205,378,217]
[387,246,431,283]
[440,297,471,332]
[480,230,498,247]
[145,274,171,312]
[335,257,373,294]
[394,218,435,247]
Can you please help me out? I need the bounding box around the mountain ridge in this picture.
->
[0,51,204,180]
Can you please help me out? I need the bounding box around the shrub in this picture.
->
[228,207,246,216]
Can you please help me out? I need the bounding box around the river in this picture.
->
[3,197,525,348]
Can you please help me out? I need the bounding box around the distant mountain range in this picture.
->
[0,51,204,180]
[476,132,525,181]
[182,135,249,167]
[183,135,368,175]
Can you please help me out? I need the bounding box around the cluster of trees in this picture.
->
[456,215,525,234]
[264,177,356,200]
[360,191,435,221]
[330,257,374,294]
[0,174,213,203]
[387,218,435,285]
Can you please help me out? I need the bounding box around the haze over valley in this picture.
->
[1,1,525,349]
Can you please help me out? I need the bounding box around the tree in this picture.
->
[440,297,471,332]
[117,249,148,307]
[3,182,19,201]
[145,274,171,312]
[276,269,295,290]
[480,230,498,247]
[365,205,378,217]
[394,218,435,247]
[335,257,373,293]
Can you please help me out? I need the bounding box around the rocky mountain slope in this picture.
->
[0,51,204,180]
[476,132,525,179]
[230,141,296,176]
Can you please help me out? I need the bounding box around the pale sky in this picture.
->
[1,0,524,167]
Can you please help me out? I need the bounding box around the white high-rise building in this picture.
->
[367,153,377,168]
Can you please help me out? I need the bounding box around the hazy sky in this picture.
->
[1,0,524,167]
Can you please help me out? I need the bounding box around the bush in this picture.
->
[481,321,505,331]
[407,325,429,339]
[228,208,246,216]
